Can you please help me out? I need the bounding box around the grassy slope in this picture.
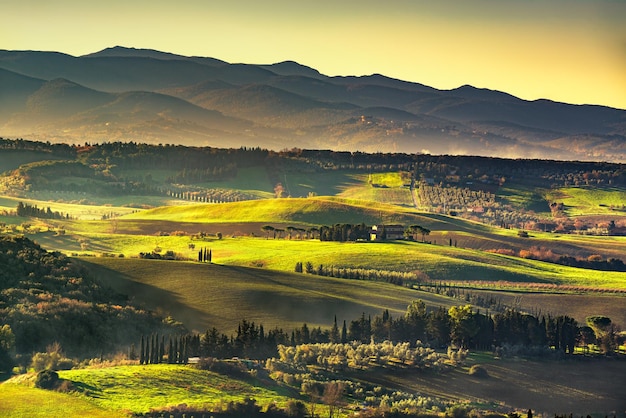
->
[0,383,124,418]
[59,364,293,413]
[118,196,429,226]
[80,257,458,334]
[0,195,139,220]
[1,364,295,416]
[73,229,626,289]
[546,186,626,216]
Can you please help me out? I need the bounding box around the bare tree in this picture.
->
[323,381,345,418]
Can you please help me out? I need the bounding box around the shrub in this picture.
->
[284,400,307,417]
[468,364,489,378]
[35,369,59,389]
[446,405,470,418]
[195,357,249,378]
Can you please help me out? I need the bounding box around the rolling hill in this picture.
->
[1,46,625,160]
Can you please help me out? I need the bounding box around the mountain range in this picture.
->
[1,46,625,161]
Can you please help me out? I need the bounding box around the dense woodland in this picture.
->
[2,138,625,190]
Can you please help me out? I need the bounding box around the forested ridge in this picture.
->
[3,138,624,188]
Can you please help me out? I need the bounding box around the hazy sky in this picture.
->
[2,0,625,109]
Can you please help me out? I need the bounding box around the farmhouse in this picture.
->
[370,224,405,241]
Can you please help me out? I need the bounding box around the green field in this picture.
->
[0,383,124,418]
[1,364,295,416]
[59,364,293,413]
[0,195,141,220]
[498,183,550,214]
[81,255,626,334]
[546,186,626,216]
[80,257,459,334]
[60,221,626,290]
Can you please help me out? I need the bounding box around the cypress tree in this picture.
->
[330,316,340,343]
[208,249,212,263]
[145,336,151,364]
[341,320,348,343]
[182,337,189,364]
[140,336,145,365]
[159,336,165,364]
[168,337,174,364]
[149,335,155,364]
[198,249,202,262]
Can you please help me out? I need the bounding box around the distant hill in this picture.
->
[0,73,253,144]
[1,47,625,161]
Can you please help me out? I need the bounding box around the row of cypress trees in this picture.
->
[139,334,193,365]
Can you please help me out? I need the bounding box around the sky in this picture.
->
[2,0,625,109]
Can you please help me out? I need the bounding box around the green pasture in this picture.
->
[119,197,441,228]
[73,230,626,290]
[335,173,414,206]
[80,257,458,333]
[59,364,293,414]
[498,183,550,214]
[280,170,412,203]
[545,186,626,216]
[1,365,295,416]
[0,383,123,418]
[0,195,140,220]
[281,170,362,198]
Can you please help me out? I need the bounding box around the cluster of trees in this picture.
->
[196,321,332,360]
[198,247,212,263]
[295,262,415,286]
[146,298,621,374]
[14,160,93,185]
[0,236,185,371]
[80,141,269,171]
[16,202,70,220]
[318,223,370,242]
[139,334,191,365]
[261,225,315,240]
[274,340,445,372]
[166,164,238,183]
[408,154,625,189]
[488,246,626,272]
[3,139,625,191]
[166,188,257,203]
[0,137,76,157]
[417,182,497,213]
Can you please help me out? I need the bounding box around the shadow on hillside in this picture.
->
[76,259,212,333]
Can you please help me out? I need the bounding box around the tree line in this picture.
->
[131,299,621,369]
[16,202,71,220]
